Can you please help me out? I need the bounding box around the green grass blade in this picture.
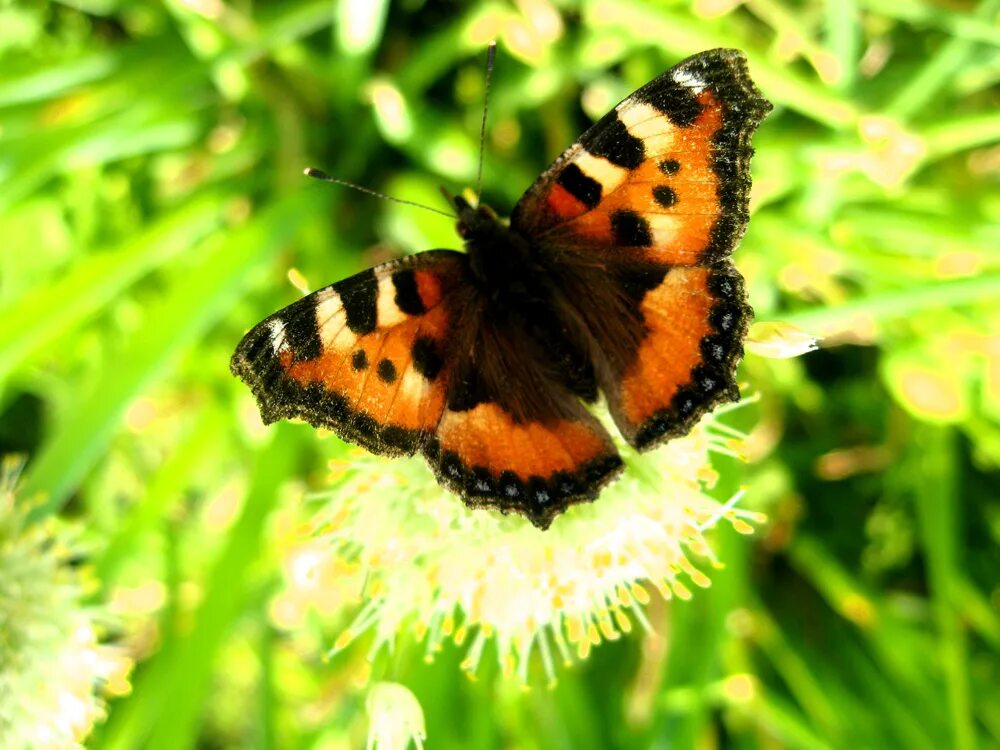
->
[783,273,1000,335]
[0,49,118,106]
[100,425,299,750]
[922,112,1000,159]
[911,426,974,750]
[824,0,859,91]
[884,0,1000,120]
[0,193,227,378]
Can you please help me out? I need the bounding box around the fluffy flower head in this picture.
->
[0,457,131,749]
[276,411,762,685]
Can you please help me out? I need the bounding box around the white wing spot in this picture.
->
[672,69,707,94]
[616,101,677,151]
[376,275,407,327]
[398,369,427,407]
[267,319,289,355]
[647,213,681,249]
[576,150,628,193]
[315,289,355,350]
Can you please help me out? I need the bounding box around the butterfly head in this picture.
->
[449,192,535,291]
[452,194,501,241]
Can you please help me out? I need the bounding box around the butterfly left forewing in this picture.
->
[231,250,467,455]
[232,246,622,529]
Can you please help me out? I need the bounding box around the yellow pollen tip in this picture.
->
[690,570,712,588]
[630,582,651,604]
[503,654,515,677]
[598,617,618,641]
[672,582,693,600]
[615,610,633,634]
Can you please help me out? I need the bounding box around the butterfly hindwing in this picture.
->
[428,408,622,530]
[231,251,466,455]
[608,260,750,448]
[426,311,622,529]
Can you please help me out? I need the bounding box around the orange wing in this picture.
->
[512,48,770,267]
[423,314,622,529]
[231,251,466,456]
[427,403,621,529]
[607,261,750,448]
[511,49,768,451]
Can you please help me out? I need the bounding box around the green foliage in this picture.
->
[1,1,998,748]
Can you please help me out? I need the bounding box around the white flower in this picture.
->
[366,682,426,750]
[279,411,763,686]
[0,456,131,749]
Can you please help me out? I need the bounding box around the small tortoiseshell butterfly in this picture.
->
[232,49,771,529]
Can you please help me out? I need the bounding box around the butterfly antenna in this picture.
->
[474,40,497,207]
[303,168,456,219]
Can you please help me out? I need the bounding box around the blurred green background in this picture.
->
[2,0,1000,748]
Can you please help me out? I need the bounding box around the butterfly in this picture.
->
[231,48,771,529]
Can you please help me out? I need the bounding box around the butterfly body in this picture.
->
[457,199,534,290]
[232,49,772,528]
[454,197,601,406]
